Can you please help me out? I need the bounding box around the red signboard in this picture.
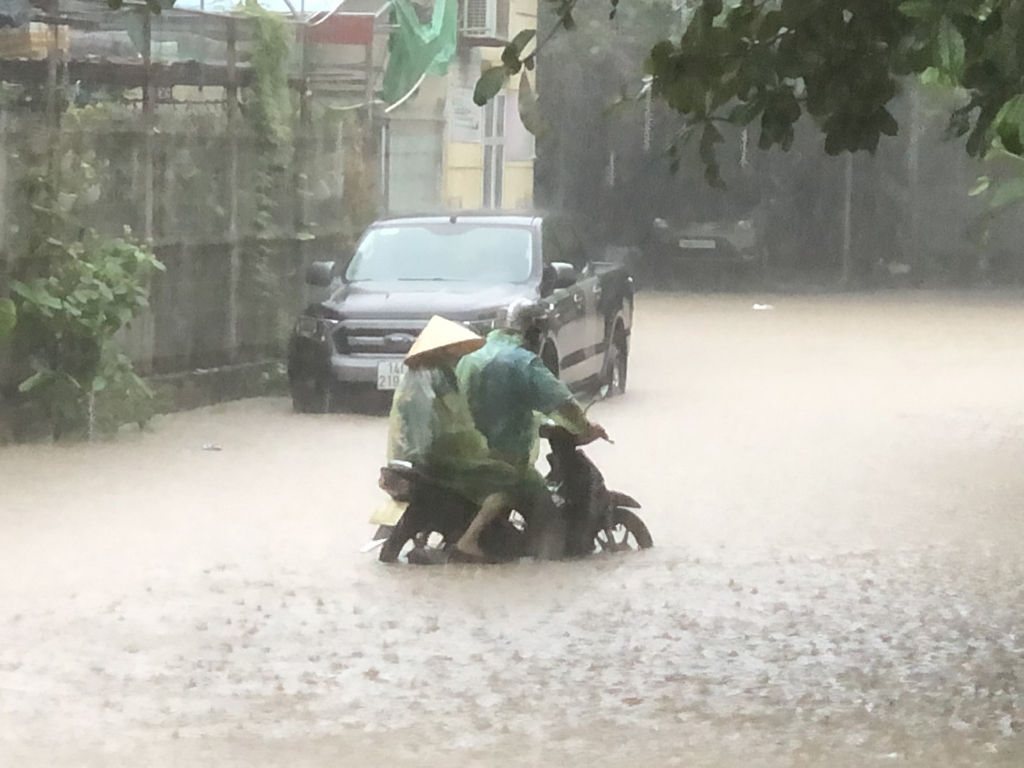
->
[306,13,375,46]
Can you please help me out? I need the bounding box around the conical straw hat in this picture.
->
[405,315,485,366]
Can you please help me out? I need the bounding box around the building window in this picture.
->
[461,0,509,38]
[482,93,505,208]
[386,119,443,214]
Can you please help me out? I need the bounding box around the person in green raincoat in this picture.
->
[452,298,608,559]
[386,315,519,514]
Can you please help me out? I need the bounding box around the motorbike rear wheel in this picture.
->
[593,508,654,553]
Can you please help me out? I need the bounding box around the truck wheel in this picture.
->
[290,372,332,413]
[603,326,628,396]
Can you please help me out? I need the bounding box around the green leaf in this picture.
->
[994,96,1024,157]
[18,371,48,393]
[937,17,965,78]
[727,99,764,126]
[989,177,1024,210]
[664,77,706,115]
[509,29,536,54]
[646,40,675,76]
[473,66,508,107]
[501,44,523,73]
[969,176,991,196]
[757,10,784,41]
[780,0,815,26]
[898,1,936,19]
[824,125,846,155]
[877,107,899,137]
[0,298,15,341]
[92,376,108,392]
[11,280,62,310]
[703,0,723,17]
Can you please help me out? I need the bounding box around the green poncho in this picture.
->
[386,363,520,504]
[456,330,590,492]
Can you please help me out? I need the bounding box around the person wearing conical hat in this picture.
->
[403,315,486,369]
[386,316,518,511]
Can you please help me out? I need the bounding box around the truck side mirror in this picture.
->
[305,261,335,287]
[549,262,578,290]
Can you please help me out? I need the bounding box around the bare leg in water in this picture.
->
[454,492,510,558]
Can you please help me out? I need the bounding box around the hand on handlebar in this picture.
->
[582,422,611,445]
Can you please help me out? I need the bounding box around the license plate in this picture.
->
[679,238,717,249]
[376,360,407,390]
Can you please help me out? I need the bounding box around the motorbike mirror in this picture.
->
[305,260,335,287]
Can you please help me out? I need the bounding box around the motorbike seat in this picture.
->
[383,460,450,488]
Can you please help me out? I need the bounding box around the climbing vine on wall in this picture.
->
[242,0,293,353]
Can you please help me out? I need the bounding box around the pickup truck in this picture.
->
[286,212,635,412]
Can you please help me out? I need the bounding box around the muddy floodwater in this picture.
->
[2,291,1023,767]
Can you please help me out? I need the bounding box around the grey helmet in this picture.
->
[501,297,547,335]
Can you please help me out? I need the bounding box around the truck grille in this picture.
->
[333,321,428,356]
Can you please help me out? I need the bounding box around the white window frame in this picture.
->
[482,93,506,209]
[460,0,508,37]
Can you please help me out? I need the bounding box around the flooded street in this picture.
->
[2,291,1024,767]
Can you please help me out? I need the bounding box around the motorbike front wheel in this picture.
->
[593,508,654,553]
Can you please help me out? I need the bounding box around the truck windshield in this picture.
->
[344,224,534,283]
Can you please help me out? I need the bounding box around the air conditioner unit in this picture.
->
[460,0,497,37]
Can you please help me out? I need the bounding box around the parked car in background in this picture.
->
[287,212,635,412]
[632,211,767,289]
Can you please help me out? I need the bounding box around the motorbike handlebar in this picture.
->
[538,423,613,446]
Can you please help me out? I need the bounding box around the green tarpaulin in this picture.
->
[382,0,458,105]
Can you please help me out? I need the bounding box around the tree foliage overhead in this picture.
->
[495,0,1024,184]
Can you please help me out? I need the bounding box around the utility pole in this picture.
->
[840,153,853,288]
[906,83,922,275]
[226,17,240,362]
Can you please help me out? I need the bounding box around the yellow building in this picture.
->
[381,0,537,214]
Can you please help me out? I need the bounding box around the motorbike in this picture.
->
[365,423,653,564]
